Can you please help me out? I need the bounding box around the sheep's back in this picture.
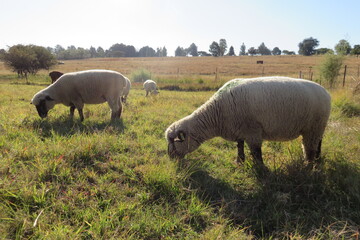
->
[215,77,331,141]
[143,80,156,90]
[55,70,126,104]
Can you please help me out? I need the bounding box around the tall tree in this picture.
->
[219,39,227,56]
[209,41,220,57]
[258,42,271,55]
[175,46,186,56]
[228,46,235,56]
[239,43,246,55]
[138,46,156,57]
[97,47,105,57]
[89,46,97,58]
[298,37,319,56]
[335,39,351,55]
[156,47,163,57]
[272,47,281,55]
[247,47,257,56]
[351,44,360,57]
[187,43,198,56]
[162,46,167,57]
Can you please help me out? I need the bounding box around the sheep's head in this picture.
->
[165,118,201,159]
[31,93,55,118]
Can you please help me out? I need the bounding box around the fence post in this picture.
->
[215,67,218,81]
[299,71,302,79]
[342,65,347,87]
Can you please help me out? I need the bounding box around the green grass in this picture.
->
[0,76,360,239]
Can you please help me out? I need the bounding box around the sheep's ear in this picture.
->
[45,96,54,101]
[174,131,186,142]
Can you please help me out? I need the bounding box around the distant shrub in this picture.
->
[318,54,343,88]
[131,69,152,83]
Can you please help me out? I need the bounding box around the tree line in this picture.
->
[1,37,359,62]
[48,44,168,59]
[1,37,359,80]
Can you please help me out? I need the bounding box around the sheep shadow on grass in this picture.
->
[177,157,360,238]
[27,116,125,139]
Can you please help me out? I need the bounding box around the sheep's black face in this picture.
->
[36,99,49,118]
[34,96,55,118]
[167,130,201,159]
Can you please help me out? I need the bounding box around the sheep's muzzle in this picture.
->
[167,141,184,159]
[35,102,48,118]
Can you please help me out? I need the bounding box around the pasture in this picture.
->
[0,56,360,239]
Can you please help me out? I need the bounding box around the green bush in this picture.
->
[318,54,343,88]
[334,97,360,117]
[2,44,57,81]
[131,68,152,83]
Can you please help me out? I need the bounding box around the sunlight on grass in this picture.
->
[0,71,359,239]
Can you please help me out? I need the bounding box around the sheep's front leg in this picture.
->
[247,141,269,177]
[109,98,122,121]
[236,139,245,163]
[73,101,84,121]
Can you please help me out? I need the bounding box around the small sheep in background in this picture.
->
[143,80,159,96]
[166,76,331,168]
[49,71,63,83]
[121,77,131,103]
[31,69,127,121]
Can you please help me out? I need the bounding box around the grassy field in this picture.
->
[1,55,359,89]
[0,56,360,239]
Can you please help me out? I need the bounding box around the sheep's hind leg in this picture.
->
[78,108,84,122]
[302,135,321,164]
[236,140,245,163]
[316,139,322,160]
[69,105,75,119]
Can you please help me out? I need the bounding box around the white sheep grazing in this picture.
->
[165,76,331,166]
[121,77,131,103]
[143,80,159,96]
[31,69,127,121]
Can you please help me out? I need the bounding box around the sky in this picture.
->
[1,0,359,56]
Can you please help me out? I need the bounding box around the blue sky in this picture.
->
[1,0,359,55]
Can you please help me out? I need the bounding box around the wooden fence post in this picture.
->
[342,65,347,87]
[299,71,302,79]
